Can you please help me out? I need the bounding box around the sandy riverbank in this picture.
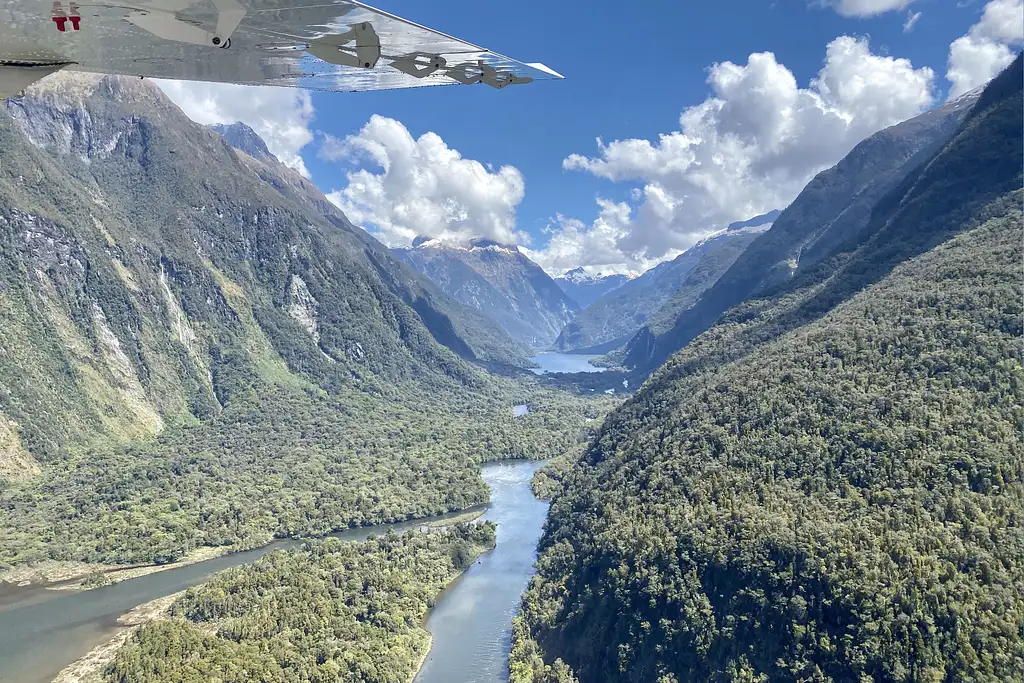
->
[421,509,484,528]
[50,590,186,683]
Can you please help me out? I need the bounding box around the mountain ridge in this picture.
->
[555,222,770,353]
[553,268,632,310]
[511,55,1024,683]
[395,237,579,349]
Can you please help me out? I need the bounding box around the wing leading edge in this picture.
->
[0,0,563,95]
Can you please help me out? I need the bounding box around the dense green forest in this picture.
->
[0,377,611,566]
[106,524,494,682]
[515,196,1024,683]
[511,61,1024,683]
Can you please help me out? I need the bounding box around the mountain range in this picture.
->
[394,237,578,349]
[619,85,984,374]
[554,212,777,354]
[0,73,584,567]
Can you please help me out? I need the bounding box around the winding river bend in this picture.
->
[0,459,546,683]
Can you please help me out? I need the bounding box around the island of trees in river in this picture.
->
[106,524,495,683]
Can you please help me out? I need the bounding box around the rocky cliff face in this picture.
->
[395,237,579,349]
[0,73,527,465]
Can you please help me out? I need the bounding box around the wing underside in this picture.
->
[0,0,562,92]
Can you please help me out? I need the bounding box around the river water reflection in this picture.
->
[416,459,547,683]
[0,507,484,683]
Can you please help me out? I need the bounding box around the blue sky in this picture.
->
[160,0,1023,274]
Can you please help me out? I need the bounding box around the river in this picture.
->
[0,459,546,683]
[416,460,546,682]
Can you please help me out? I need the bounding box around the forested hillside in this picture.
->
[0,74,612,570]
[106,524,494,683]
[512,59,1024,683]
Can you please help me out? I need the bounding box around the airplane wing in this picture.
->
[0,0,563,96]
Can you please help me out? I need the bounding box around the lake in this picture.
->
[0,460,546,683]
[529,352,606,374]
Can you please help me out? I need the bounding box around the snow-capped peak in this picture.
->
[409,235,519,255]
[557,267,637,283]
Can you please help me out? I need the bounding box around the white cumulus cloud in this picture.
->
[947,0,1023,98]
[322,115,526,247]
[155,80,314,177]
[819,0,916,17]
[973,0,1024,43]
[533,36,935,273]
[523,200,657,276]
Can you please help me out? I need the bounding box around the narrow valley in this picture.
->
[0,5,1020,683]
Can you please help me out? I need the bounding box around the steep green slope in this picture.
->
[0,73,519,460]
[516,196,1024,683]
[512,63,1024,683]
[0,74,609,569]
[624,83,981,374]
